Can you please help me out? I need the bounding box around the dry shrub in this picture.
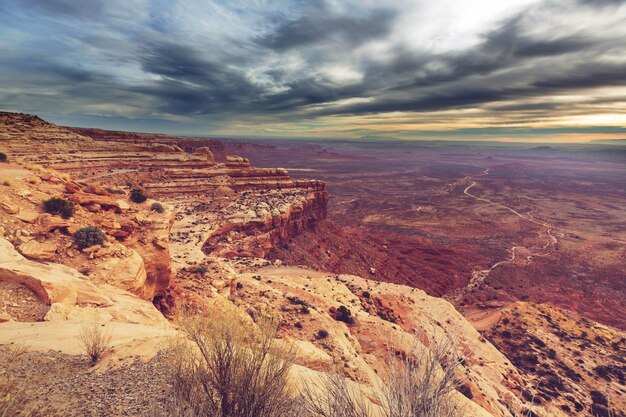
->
[381,335,465,417]
[78,313,112,365]
[0,344,29,417]
[302,372,371,417]
[169,310,303,417]
[303,334,465,417]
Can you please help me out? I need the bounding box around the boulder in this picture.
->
[17,210,39,224]
[0,237,112,307]
[18,240,58,261]
[215,185,236,197]
[0,200,19,214]
[84,183,112,196]
[0,238,167,327]
[64,181,82,194]
[93,250,148,297]
[85,203,103,213]
[37,213,70,233]
[116,199,130,211]
[195,147,215,162]
[68,192,126,213]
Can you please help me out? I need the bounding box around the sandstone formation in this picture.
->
[0,238,166,326]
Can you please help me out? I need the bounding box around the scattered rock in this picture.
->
[18,240,58,261]
[0,312,12,322]
[0,200,19,214]
[17,210,39,224]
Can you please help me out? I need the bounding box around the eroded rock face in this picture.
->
[202,185,328,258]
[0,161,176,309]
[0,238,165,326]
[5,118,329,264]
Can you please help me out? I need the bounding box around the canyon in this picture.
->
[0,112,624,417]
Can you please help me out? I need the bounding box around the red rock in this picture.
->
[68,192,125,213]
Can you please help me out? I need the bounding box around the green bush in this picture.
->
[43,197,75,219]
[0,152,7,162]
[130,188,147,204]
[151,202,164,213]
[73,226,107,250]
[315,329,329,340]
[335,305,355,325]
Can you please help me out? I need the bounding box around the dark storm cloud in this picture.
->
[532,64,626,89]
[307,5,626,116]
[578,0,626,6]
[257,6,397,51]
[371,15,598,91]
[0,0,625,135]
[16,0,107,19]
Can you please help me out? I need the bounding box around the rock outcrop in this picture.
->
[0,238,166,326]
[0,162,176,308]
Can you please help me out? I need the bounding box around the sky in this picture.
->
[1,0,625,142]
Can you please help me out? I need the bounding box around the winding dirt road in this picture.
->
[446,168,559,310]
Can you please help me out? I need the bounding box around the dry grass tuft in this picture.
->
[78,313,112,366]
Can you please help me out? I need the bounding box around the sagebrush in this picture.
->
[73,226,107,250]
[43,197,75,219]
[78,314,112,365]
[169,310,302,417]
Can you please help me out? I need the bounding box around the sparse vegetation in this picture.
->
[0,345,28,417]
[594,365,611,381]
[335,305,355,325]
[78,313,112,365]
[43,197,75,219]
[169,310,301,417]
[130,188,147,203]
[315,329,329,340]
[151,202,165,213]
[302,373,371,417]
[303,335,465,417]
[287,296,310,314]
[379,336,465,417]
[73,226,107,250]
[194,265,208,277]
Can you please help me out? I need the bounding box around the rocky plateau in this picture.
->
[0,112,624,417]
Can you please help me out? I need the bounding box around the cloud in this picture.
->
[0,0,624,139]
[256,5,397,51]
